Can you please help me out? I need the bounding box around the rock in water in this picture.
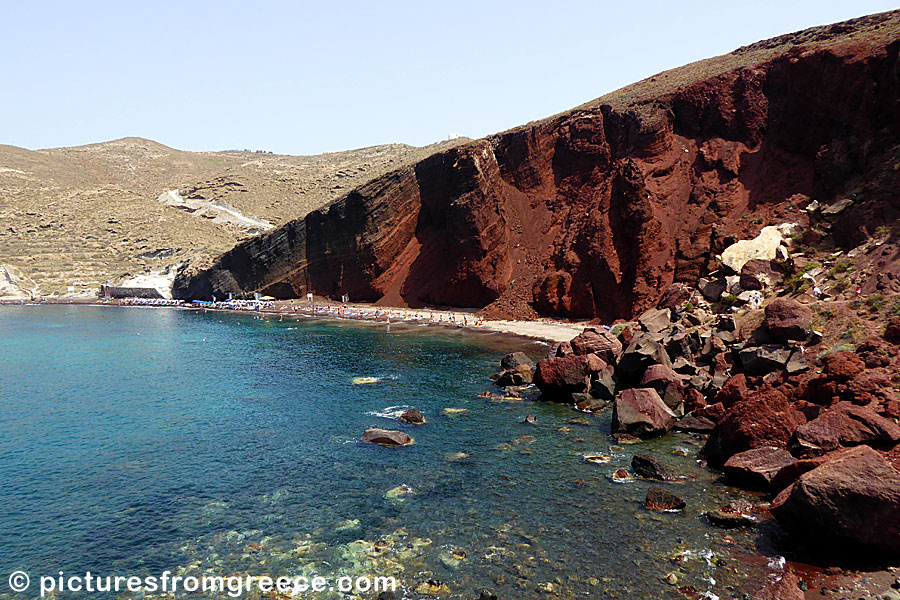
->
[706,499,758,528]
[534,355,590,399]
[645,486,686,511]
[612,388,676,438]
[398,408,426,425]
[723,446,796,490]
[500,351,533,371]
[753,570,805,600]
[362,428,414,446]
[770,445,900,555]
[764,298,812,342]
[632,454,673,480]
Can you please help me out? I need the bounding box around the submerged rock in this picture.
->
[362,428,414,446]
[645,486,685,511]
[631,454,673,481]
[705,499,758,528]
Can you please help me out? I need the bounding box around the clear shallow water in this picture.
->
[0,306,775,599]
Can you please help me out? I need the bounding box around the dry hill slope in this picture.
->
[0,137,463,296]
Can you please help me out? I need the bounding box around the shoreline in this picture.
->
[0,296,588,344]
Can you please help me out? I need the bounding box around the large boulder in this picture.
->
[639,364,683,394]
[764,298,812,342]
[723,446,796,490]
[637,308,672,334]
[494,364,533,387]
[739,259,783,290]
[703,386,806,467]
[569,328,622,363]
[720,226,784,274]
[790,402,900,457]
[738,344,792,375]
[611,388,676,438]
[500,352,533,371]
[820,351,865,380]
[616,334,673,382]
[362,428,414,446]
[534,355,589,400]
[632,454,673,480]
[770,446,900,555]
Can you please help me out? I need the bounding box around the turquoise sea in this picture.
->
[0,306,775,599]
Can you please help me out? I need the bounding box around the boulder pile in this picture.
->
[520,289,900,557]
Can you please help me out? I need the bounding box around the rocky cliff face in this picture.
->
[174,11,900,320]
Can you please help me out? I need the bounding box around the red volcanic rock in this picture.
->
[723,446,796,490]
[821,351,865,380]
[790,401,900,457]
[645,486,685,511]
[770,445,900,555]
[739,259,783,291]
[685,388,707,412]
[640,364,683,393]
[694,401,727,423]
[771,448,852,491]
[753,571,805,600]
[764,298,812,342]
[611,388,676,438]
[174,13,900,322]
[398,408,427,425]
[570,328,622,363]
[703,387,806,467]
[534,355,590,400]
[362,428,414,446]
[714,373,750,408]
[656,282,693,311]
[885,317,900,342]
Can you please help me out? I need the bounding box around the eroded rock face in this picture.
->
[770,446,900,555]
[173,14,900,320]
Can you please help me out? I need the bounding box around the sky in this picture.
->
[2,1,898,156]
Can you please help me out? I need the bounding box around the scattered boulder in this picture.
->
[739,259,783,290]
[698,278,726,302]
[398,408,426,425]
[640,364,683,394]
[738,344,792,375]
[500,351,533,371]
[362,428,414,446]
[770,445,900,555]
[637,308,672,334]
[612,388,676,438]
[704,387,806,467]
[616,334,673,382]
[645,486,686,511]
[764,298,812,342]
[534,355,589,400]
[885,317,900,343]
[790,402,900,457]
[657,283,693,311]
[570,328,622,363]
[632,454,673,480]
[723,446,796,490]
[821,351,865,380]
[546,341,573,358]
[494,364,533,387]
[674,413,717,433]
[715,374,749,408]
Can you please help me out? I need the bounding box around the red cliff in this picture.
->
[174,10,900,320]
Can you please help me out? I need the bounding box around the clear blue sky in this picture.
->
[2,1,897,155]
